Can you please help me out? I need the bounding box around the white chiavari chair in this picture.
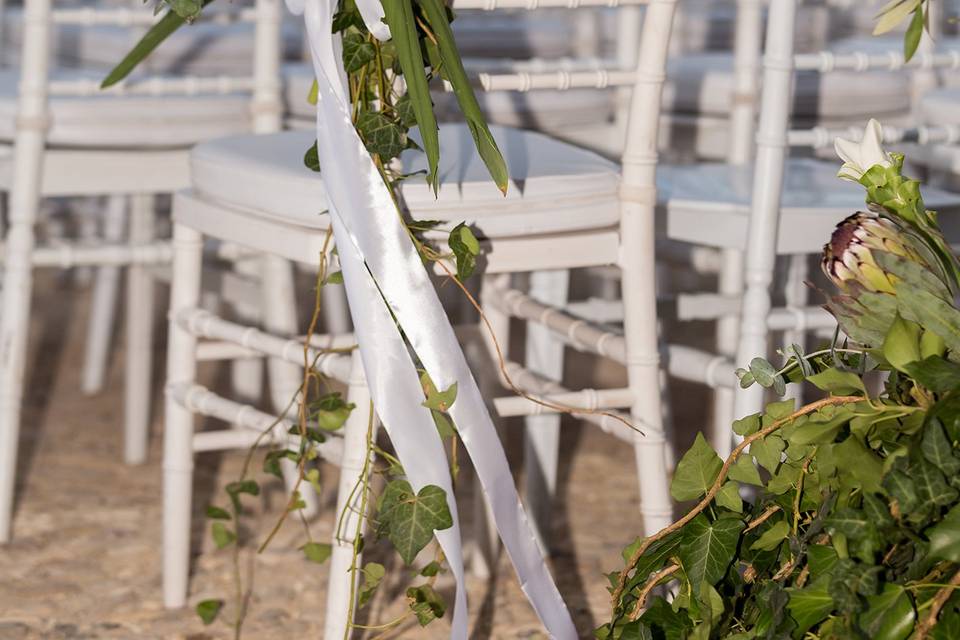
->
[0,0,318,543]
[161,0,681,627]
[664,0,960,453]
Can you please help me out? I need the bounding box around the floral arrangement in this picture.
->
[601,120,960,640]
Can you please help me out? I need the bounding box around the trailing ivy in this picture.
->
[602,132,960,639]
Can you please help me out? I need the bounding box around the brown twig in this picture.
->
[915,568,960,640]
[611,395,864,611]
[745,505,782,533]
[628,564,681,620]
[432,258,643,434]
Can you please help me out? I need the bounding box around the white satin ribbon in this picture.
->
[289,0,576,637]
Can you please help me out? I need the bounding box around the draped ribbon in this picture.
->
[286,0,577,637]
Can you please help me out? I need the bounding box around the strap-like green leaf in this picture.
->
[381,0,439,190]
[416,0,508,194]
[101,1,214,88]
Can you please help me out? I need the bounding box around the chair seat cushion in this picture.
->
[0,69,251,148]
[663,52,911,118]
[2,7,303,74]
[190,125,621,238]
[451,13,577,60]
[920,87,960,125]
[658,159,960,252]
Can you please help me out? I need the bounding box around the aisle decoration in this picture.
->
[601,121,960,640]
[104,0,575,637]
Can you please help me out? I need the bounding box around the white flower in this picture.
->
[834,119,893,182]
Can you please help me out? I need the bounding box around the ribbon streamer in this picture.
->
[287,0,577,637]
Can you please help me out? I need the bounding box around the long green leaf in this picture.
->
[381,0,439,190]
[101,1,214,88]
[416,0,508,193]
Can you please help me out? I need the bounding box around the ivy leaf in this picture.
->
[912,458,958,514]
[394,93,418,128]
[356,111,407,161]
[640,596,694,640]
[862,492,894,529]
[729,456,763,486]
[906,356,960,392]
[304,142,320,172]
[358,562,385,608]
[787,578,835,635]
[310,393,355,431]
[807,545,839,581]
[448,223,480,281]
[205,506,231,520]
[302,541,332,564]
[733,413,761,437]
[883,469,919,513]
[750,434,785,475]
[927,504,960,562]
[750,519,789,552]
[670,433,723,502]
[406,584,446,626]
[420,374,457,412]
[195,599,223,625]
[826,508,870,539]
[835,437,883,493]
[342,31,376,73]
[715,481,743,513]
[807,368,866,395]
[859,584,915,640]
[678,514,744,587]
[377,480,454,564]
[211,522,236,549]
[922,418,960,475]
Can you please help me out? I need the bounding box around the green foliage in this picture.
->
[376,480,454,565]
[195,599,223,625]
[407,584,447,626]
[603,151,960,639]
[301,541,332,564]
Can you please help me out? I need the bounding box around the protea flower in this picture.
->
[822,213,937,294]
[821,212,952,348]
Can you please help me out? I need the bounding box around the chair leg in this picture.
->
[470,273,512,579]
[228,256,265,405]
[0,197,38,544]
[734,257,774,421]
[81,196,127,395]
[622,224,673,536]
[321,282,352,334]
[324,351,375,640]
[781,254,809,408]
[259,255,319,517]
[712,248,743,458]
[522,269,569,555]
[163,223,203,608]
[124,194,156,465]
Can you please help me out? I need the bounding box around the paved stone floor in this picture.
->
[0,271,710,639]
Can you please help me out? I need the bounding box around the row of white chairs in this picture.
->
[5,0,960,637]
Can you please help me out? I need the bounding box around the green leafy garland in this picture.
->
[103,0,509,634]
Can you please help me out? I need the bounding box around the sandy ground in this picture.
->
[0,269,711,639]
